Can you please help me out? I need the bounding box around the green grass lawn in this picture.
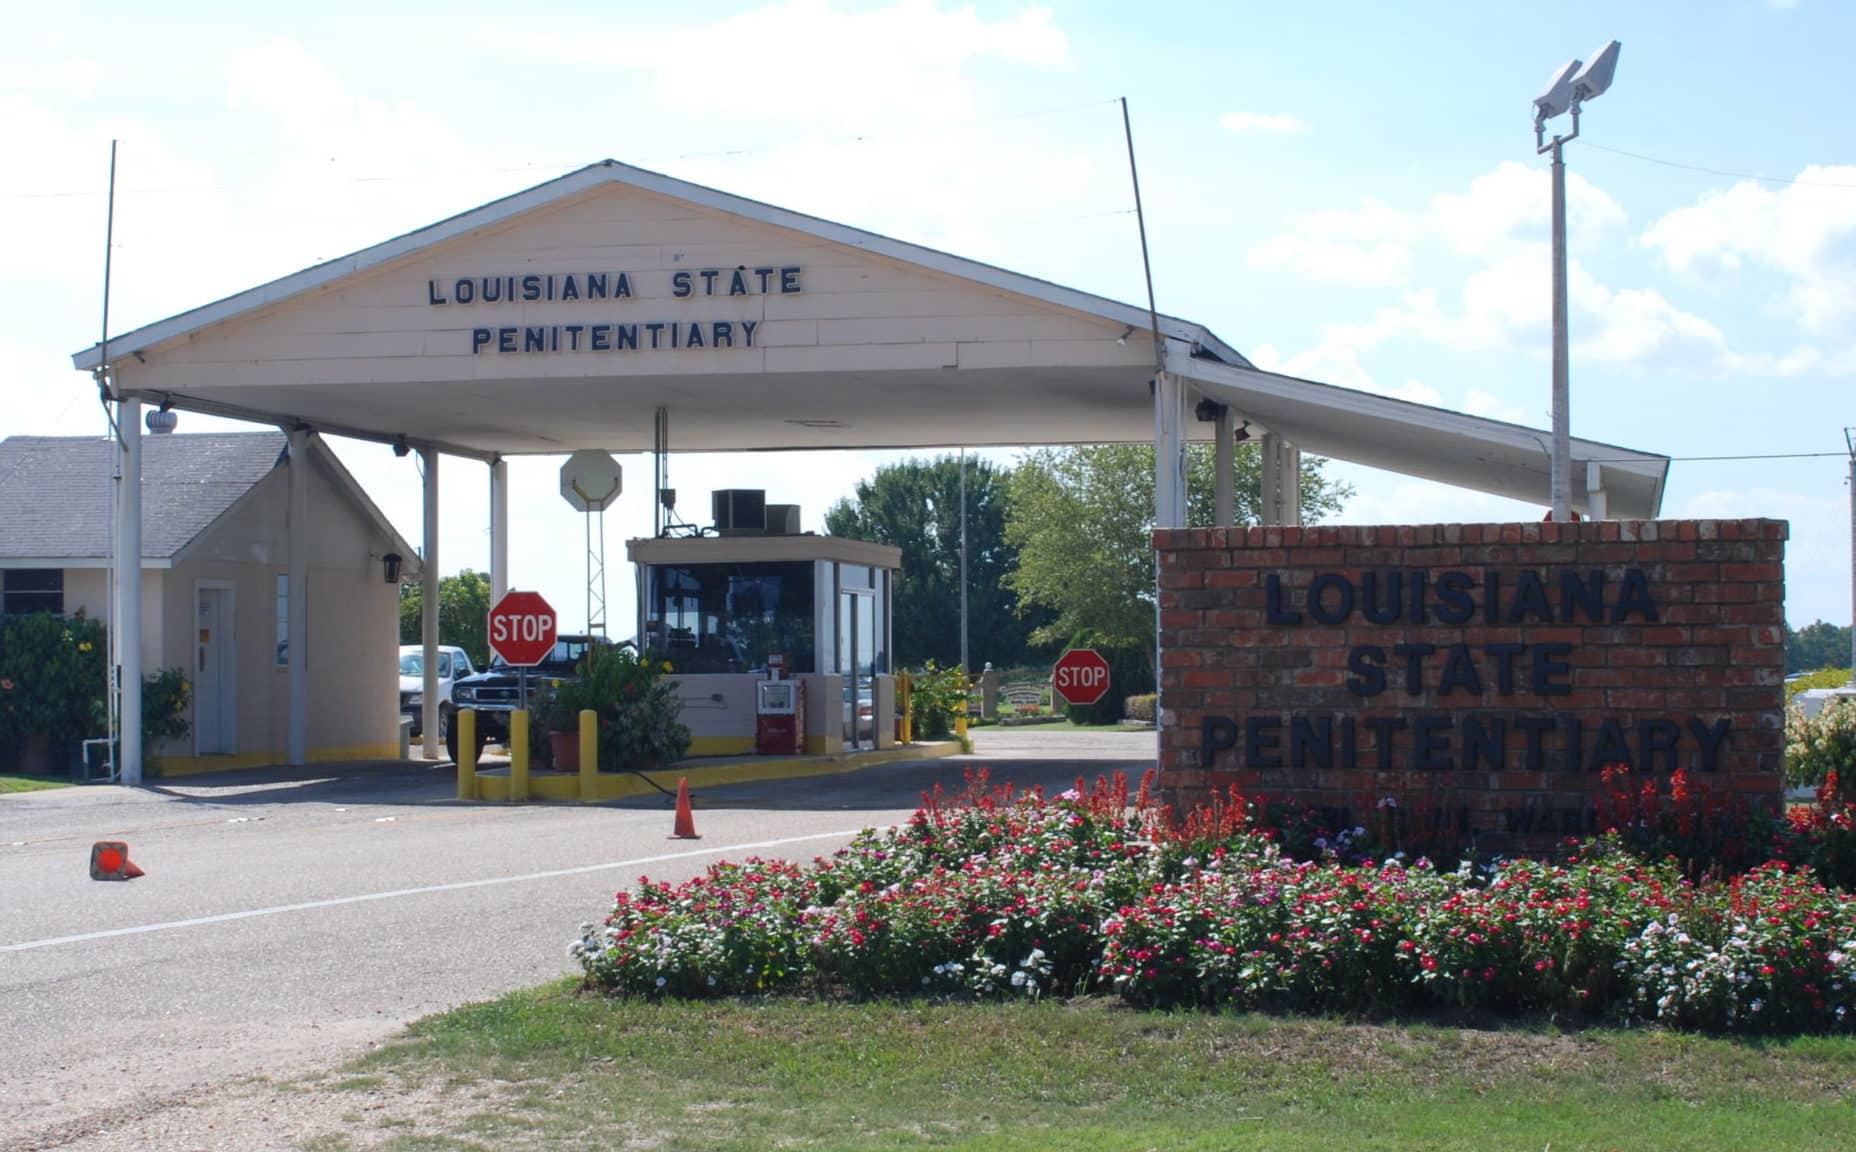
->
[0,774,70,794]
[320,984,1856,1151]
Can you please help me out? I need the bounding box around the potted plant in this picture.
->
[540,678,588,772]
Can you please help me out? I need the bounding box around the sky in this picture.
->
[3,0,1852,637]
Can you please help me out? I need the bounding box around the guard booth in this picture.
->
[628,489,899,756]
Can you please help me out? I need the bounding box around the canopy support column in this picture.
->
[1154,372,1187,529]
[1586,461,1608,521]
[490,457,509,603]
[421,448,440,760]
[286,428,309,766]
[1214,405,1236,528]
[117,398,143,786]
[1280,440,1302,527]
[1259,433,1301,527]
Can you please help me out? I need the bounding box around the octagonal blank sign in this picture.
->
[560,450,623,512]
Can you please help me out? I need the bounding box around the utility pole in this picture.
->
[1847,427,1855,680]
[959,448,969,674]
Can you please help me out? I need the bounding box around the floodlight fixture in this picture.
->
[1529,38,1622,522]
[1533,59,1582,126]
[1570,40,1621,104]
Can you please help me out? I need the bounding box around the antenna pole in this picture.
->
[102,140,123,782]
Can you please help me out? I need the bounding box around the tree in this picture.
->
[1004,443,1352,672]
[1786,619,1853,674]
[399,570,494,668]
[825,457,1049,670]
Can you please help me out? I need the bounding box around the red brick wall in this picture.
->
[1154,520,1787,848]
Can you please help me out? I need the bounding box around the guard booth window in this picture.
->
[2,569,63,615]
[645,562,815,674]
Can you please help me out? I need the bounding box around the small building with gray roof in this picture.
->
[0,430,419,772]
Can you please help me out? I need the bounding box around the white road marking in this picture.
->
[0,828,862,954]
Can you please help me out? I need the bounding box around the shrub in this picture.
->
[1122,693,1156,722]
[1787,698,1856,794]
[142,667,192,749]
[582,647,690,770]
[0,613,108,744]
[1787,668,1853,705]
[907,662,968,740]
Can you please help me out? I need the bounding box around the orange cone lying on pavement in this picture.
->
[670,777,700,840]
[90,841,144,881]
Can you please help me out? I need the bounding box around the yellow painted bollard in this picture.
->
[456,708,477,800]
[898,671,913,745]
[954,670,970,739]
[510,709,530,802]
[578,708,597,802]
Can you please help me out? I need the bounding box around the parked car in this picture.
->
[446,634,614,763]
[399,644,475,740]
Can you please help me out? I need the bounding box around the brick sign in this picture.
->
[1154,520,1787,847]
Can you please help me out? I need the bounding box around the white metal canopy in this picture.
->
[70,158,1667,517]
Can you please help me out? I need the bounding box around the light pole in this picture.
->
[1533,40,1621,520]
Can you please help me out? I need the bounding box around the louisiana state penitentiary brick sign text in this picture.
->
[1154,520,1787,843]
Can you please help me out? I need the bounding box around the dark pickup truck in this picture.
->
[446,634,613,763]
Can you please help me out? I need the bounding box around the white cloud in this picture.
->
[1641,166,1856,333]
[1246,199,1416,285]
[1221,112,1307,135]
[491,1,1070,130]
[1247,160,1623,289]
[1428,160,1625,258]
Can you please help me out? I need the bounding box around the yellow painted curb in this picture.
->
[468,740,963,802]
[151,743,400,778]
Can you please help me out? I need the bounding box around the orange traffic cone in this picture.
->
[90,840,144,881]
[670,777,700,840]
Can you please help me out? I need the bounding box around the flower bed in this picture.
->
[572,770,1856,1034]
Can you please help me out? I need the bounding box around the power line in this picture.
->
[1583,142,1856,191]
[1583,450,1849,464]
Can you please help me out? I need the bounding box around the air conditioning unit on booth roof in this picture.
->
[712,489,767,536]
[765,504,801,535]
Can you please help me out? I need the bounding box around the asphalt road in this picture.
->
[0,727,1153,1148]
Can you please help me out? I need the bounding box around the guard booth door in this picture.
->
[837,589,876,750]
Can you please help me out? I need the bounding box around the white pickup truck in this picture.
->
[399,644,475,741]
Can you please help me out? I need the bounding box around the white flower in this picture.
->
[1011,970,1027,987]
[655,976,668,988]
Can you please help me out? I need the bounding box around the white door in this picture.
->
[195,586,237,755]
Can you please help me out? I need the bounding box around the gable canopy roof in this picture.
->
[69,159,1669,519]
[0,431,415,568]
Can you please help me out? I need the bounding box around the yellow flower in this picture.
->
[661,661,673,673]
[78,641,93,652]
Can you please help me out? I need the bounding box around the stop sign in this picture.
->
[1052,648,1111,707]
[487,590,558,667]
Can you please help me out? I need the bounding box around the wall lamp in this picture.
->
[382,552,403,584]
[392,435,410,458]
